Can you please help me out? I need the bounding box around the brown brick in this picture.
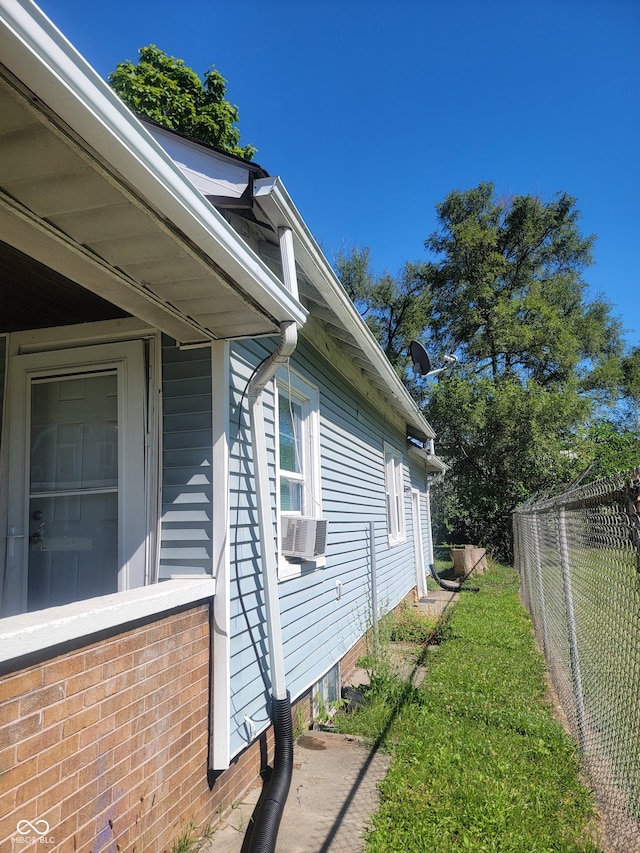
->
[43,653,83,685]
[93,722,130,757]
[62,703,100,738]
[112,734,139,768]
[37,733,79,773]
[51,811,79,847]
[61,742,97,778]
[0,812,16,849]
[0,697,20,727]
[16,761,60,807]
[19,683,65,715]
[78,713,116,748]
[0,786,17,819]
[70,817,98,851]
[0,753,37,797]
[85,634,139,668]
[105,667,138,697]
[58,777,98,820]
[114,695,145,729]
[64,664,104,696]
[16,721,63,764]
[37,775,72,816]
[43,690,83,727]
[103,651,135,678]
[0,744,17,778]
[84,667,137,708]
[0,668,43,701]
[1,713,41,749]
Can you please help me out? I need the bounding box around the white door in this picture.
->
[411,489,428,599]
[5,341,146,614]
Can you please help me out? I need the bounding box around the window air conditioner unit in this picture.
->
[282,516,328,561]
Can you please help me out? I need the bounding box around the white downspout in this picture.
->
[247,226,299,701]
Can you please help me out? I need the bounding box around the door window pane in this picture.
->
[28,493,118,610]
[30,373,118,492]
[28,372,119,610]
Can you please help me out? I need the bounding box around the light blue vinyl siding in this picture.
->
[227,336,427,756]
[159,338,213,579]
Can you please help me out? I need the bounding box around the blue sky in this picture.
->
[38,0,639,346]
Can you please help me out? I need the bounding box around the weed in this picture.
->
[169,820,215,853]
[292,703,308,739]
[313,692,347,727]
[387,601,436,644]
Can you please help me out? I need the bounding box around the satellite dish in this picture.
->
[409,341,431,376]
[409,341,459,378]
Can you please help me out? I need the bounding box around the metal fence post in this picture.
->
[532,514,549,659]
[557,505,587,750]
[369,520,378,650]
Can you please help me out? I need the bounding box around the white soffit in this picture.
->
[0,0,306,342]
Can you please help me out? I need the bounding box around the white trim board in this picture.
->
[0,577,215,664]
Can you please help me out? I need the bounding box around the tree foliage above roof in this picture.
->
[108,45,256,160]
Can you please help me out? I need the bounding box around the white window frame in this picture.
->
[384,444,406,545]
[275,368,322,579]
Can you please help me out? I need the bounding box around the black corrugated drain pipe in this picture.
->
[430,562,479,593]
[246,692,293,853]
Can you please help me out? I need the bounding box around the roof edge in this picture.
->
[254,176,436,439]
[0,0,306,329]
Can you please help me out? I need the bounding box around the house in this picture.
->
[0,1,445,850]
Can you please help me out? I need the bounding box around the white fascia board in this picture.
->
[409,444,448,473]
[254,177,435,439]
[144,124,251,199]
[0,578,215,665]
[0,0,306,329]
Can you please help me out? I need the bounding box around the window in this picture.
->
[278,391,305,514]
[275,369,322,575]
[385,445,406,544]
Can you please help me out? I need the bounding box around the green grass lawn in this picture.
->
[337,562,604,853]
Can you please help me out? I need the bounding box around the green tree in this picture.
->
[335,247,431,372]
[423,184,627,557]
[337,183,628,559]
[109,45,256,160]
[574,420,640,480]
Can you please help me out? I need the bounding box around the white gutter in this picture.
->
[409,444,448,474]
[253,177,435,440]
[0,0,306,329]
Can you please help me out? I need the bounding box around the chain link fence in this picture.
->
[513,469,640,852]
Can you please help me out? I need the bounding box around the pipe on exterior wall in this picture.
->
[277,226,299,301]
[247,318,297,700]
[247,224,299,701]
[245,227,299,853]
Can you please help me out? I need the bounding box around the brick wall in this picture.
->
[0,595,396,852]
[0,605,217,853]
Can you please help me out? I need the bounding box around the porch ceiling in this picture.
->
[0,65,297,342]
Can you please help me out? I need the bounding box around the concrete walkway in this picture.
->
[206,586,459,853]
[208,731,392,853]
